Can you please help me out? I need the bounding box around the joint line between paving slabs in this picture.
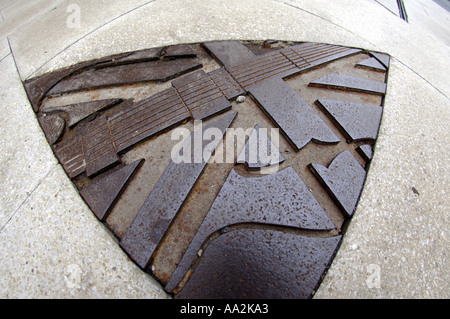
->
[0,52,12,64]
[272,0,378,48]
[7,36,23,82]
[396,59,450,100]
[0,164,59,234]
[273,0,449,101]
[25,0,158,81]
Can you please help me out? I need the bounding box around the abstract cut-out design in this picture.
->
[25,41,389,299]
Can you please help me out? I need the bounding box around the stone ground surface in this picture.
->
[0,0,448,299]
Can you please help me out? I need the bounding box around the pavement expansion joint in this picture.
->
[23,40,389,299]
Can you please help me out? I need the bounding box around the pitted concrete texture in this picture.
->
[0,0,449,299]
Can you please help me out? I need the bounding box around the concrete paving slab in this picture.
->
[404,0,450,46]
[0,0,17,10]
[0,0,61,40]
[31,0,375,78]
[315,58,450,299]
[0,55,57,229]
[373,0,400,17]
[0,164,169,299]
[0,37,10,61]
[1,0,60,20]
[280,0,450,97]
[8,0,153,80]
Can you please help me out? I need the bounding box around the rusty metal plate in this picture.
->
[42,98,122,128]
[310,151,367,217]
[108,87,190,153]
[38,113,65,145]
[249,77,340,150]
[356,57,387,72]
[80,159,144,221]
[25,40,389,299]
[48,59,202,95]
[309,73,387,95]
[171,70,232,120]
[120,112,237,269]
[175,229,341,299]
[165,166,336,293]
[316,99,383,142]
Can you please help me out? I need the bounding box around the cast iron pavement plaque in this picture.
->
[25,40,389,299]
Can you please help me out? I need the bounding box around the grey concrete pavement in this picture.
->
[405,0,450,46]
[0,0,448,298]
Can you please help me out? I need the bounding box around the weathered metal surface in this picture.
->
[357,144,374,162]
[201,41,367,151]
[48,60,202,95]
[52,117,120,178]
[356,57,387,72]
[176,229,341,299]
[81,115,120,177]
[80,159,143,221]
[203,40,257,68]
[316,99,383,142]
[164,44,196,59]
[249,77,340,150]
[93,48,161,69]
[236,124,285,169]
[42,98,123,128]
[24,52,135,111]
[227,49,299,89]
[26,41,390,299]
[224,42,360,89]
[309,73,387,95]
[38,113,65,145]
[53,115,120,178]
[109,88,190,153]
[172,70,231,120]
[204,41,361,89]
[24,61,94,112]
[53,135,85,178]
[165,167,335,292]
[285,42,361,70]
[207,67,244,100]
[310,151,367,217]
[120,112,237,269]
[371,51,390,69]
